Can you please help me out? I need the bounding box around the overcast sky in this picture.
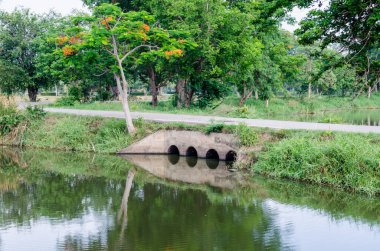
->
[0,0,311,32]
[0,0,88,15]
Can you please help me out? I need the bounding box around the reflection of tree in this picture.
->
[117,169,135,237]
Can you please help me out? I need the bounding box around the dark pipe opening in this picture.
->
[168,145,179,155]
[168,145,180,165]
[206,149,219,160]
[225,151,237,162]
[206,149,219,169]
[186,147,198,157]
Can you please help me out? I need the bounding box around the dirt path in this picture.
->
[43,108,380,134]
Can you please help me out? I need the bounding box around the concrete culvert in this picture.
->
[225,151,237,162]
[168,145,180,155]
[206,149,219,160]
[186,146,198,157]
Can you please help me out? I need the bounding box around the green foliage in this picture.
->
[255,133,380,196]
[0,104,46,136]
[205,123,225,135]
[55,96,79,106]
[0,114,25,135]
[235,123,257,146]
[296,0,380,88]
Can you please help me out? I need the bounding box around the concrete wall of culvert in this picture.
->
[119,130,239,161]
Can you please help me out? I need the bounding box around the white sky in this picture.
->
[0,0,88,15]
[0,0,315,32]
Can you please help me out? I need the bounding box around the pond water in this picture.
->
[269,109,380,126]
[0,148,379,251]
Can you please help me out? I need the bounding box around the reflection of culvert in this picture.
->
[168,145,180,155]
[206,158,219,169]
[225,151,237,162]
[186,146,198,157]
[186,156,198,167]
[168,154,180,165]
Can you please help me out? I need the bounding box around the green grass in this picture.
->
[254,131,380,196]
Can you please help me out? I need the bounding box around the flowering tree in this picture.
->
[60,4,186,133]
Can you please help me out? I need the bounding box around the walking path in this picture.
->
[44,108,380,134]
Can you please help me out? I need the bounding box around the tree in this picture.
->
[61,4,185,133]
[296,0,380,97]
[0,9,53,101]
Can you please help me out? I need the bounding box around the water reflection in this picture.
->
[121,154,237,189]
[0,148,380,250]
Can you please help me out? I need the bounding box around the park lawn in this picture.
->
[50,94,380,120]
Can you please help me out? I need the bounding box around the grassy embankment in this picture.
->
[52,94,380,122]
[1,98,380,196]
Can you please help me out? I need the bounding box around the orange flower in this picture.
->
[62,45,76,56]
[101,16,114,29]
[56,35,69,45]
[164,49,183,59]
[141,24,150,32]
[69,35,82,45]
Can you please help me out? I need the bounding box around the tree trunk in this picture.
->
[308,82,312,99]
[176,79,186,108]
[368,86,372,98]
[111,34,135,134]
[255,90,259,100]
[27,86,38,102]
[265,99,269,108]
[114,73,135,133]
[148,66,158,107]
[185,89,194,108]
[239,83,253,106]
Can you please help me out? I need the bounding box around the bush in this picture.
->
[55,96,79,106]
[205,123,224,134]
[0,114,25,135]
[235,123,257,146]
[25,106,46,120]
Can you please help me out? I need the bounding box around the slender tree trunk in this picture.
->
[111,33,135,134]
[27,86,38,102]
[265,99,269,108]
[114,73,135,133]
[368,86,372,98]
[148,66,158,107]
[308,83,312,99]
[255,90,259,100]
[239,82,253,106]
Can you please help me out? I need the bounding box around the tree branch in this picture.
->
[120,44,158,62]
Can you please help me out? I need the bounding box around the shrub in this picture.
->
[205,123,224,134]
[55,96,78,106]
[0,114,25,135]
[235,123,257,146]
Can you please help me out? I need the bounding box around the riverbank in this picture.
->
[1,110,379,196]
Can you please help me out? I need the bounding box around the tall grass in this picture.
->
[255,132,380,196]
